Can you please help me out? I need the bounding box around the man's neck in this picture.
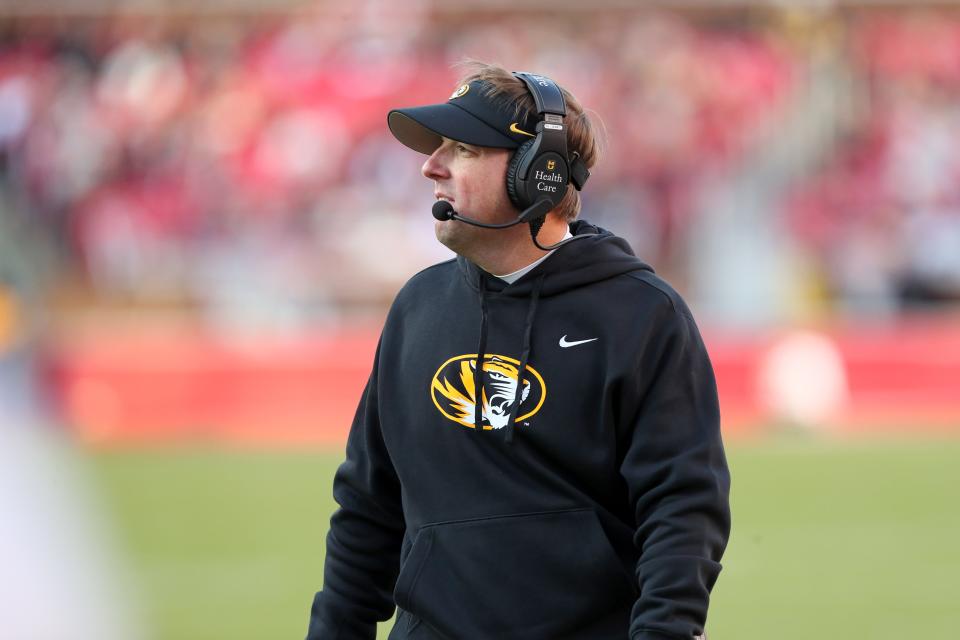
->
[469,215,568,275]
[494,227,573,283]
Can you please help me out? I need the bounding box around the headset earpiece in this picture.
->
[506,139,536,210]
[507,73,576,226]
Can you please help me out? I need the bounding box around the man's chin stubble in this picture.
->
[434,220,477,254]
[435,218,522,257]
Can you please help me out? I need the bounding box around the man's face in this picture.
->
[422,137,516,254]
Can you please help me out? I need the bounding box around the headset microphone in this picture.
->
[431,200,454,221]
[431,199,552,228]
[430,199,592,252]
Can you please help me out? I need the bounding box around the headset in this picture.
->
[506,72,590,241]
[431,72,592,251]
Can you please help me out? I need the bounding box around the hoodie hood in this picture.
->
[457,220,653,296]
[455,219,653,442]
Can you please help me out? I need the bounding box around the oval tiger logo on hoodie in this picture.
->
[430,354,546,430]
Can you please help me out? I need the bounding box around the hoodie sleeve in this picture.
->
[621,295,731,640]
[307,340,405,640]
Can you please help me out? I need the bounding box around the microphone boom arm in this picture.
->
[432,197,592,251]
[432,198,553,229]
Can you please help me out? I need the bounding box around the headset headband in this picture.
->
[513,72,568,159]
[509,72,589,195]
[513,72,567,117]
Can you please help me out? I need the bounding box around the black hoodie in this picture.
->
[308,221,731,640]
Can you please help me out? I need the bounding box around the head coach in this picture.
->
[306,61,731,640]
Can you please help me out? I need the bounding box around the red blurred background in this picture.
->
[2,3,959,443]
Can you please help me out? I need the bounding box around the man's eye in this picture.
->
[456,144,475,155]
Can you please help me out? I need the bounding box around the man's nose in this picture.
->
[421,148,450,180]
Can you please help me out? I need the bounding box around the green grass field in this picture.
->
[89,435,960,640]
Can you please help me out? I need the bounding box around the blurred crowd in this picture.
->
[0,9,794,331]
[1,7,959,333]
[785,12,960,316]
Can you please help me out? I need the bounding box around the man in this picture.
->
[307,62,730,640]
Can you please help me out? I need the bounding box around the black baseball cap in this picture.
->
[388,80,540,154]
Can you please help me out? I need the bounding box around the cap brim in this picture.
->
[388,103,520,155]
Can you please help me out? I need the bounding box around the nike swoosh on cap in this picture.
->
[510,122,535,137]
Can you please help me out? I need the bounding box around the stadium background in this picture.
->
[0,1,958,638]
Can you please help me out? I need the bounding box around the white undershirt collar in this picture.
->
[492,229,573,284]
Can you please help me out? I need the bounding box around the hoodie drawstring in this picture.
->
[473,276,489,434]
[505,274,544,444]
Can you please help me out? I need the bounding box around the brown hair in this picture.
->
[455,60,602,223]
